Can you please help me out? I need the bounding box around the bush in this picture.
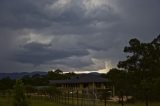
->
[12,80,28,106]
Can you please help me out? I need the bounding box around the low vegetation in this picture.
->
[0,96,160,106]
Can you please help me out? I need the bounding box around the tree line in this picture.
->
[106,35,160,105]
[0,69,76,95]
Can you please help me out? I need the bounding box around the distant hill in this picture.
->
[0,71,102,79]
[0,71,47,79]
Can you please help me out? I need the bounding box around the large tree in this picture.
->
[117,35,160,102]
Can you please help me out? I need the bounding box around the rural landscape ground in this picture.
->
[1,96,160,106]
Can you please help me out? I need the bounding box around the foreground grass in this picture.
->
[0,96,160,106]
[0,96,65,106]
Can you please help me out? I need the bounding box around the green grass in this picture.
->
[0,96,65,106]
[0,96,160,106]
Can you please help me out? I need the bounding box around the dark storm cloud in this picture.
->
[0,0,160,72]
[52,56,93,68]
[0,0,51,29]
[13,42,89,65]
[111,0,160,40]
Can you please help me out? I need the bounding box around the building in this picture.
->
[50,74,110,96]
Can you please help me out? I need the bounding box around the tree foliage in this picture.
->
[108,35,160,101]
[12,80,28,106]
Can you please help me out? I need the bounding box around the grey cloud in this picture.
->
[111,0,160,41]
[13,42,89,65]
[0,0,160,72]
[0,0,51,29]
[52,56,93,68]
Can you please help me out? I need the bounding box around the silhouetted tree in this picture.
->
[117,35,160,103]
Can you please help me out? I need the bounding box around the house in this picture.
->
[49,74,110,95]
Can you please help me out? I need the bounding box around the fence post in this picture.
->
[104,96,106,106]
[121,93,124,106]
[93,93,95,106]
[65,92,66,105]
[72,90,73,106]
[68,90,70,105]
[77,90,79,106]
[59,94,61,104]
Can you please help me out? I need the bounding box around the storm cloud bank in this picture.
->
[0,0,160,72]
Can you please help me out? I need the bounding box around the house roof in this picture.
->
[50,74,108,84]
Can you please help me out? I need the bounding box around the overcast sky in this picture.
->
[0,0,160,73]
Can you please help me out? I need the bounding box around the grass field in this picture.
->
[0,96,65,106]
[0,96,160,106]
